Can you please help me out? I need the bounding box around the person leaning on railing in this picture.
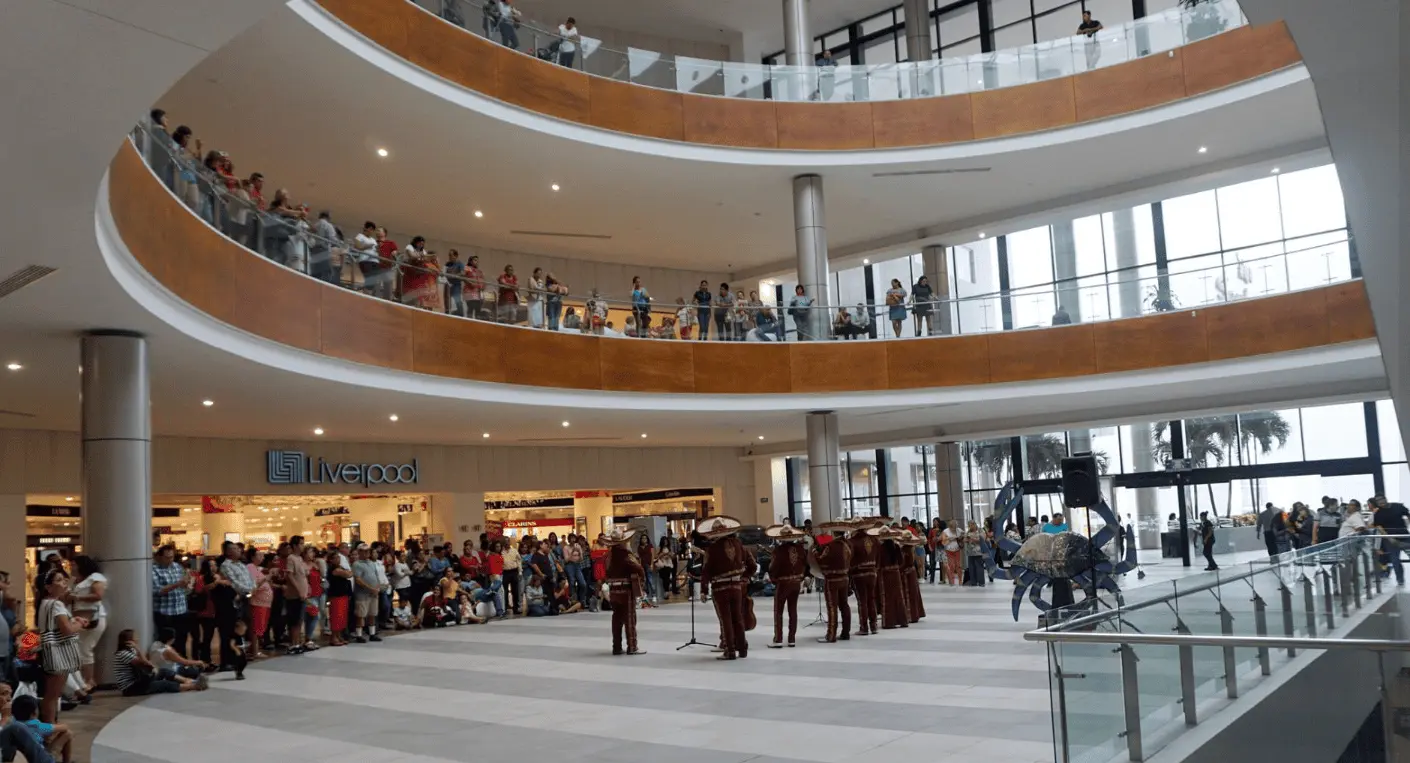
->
[911,276,934,337]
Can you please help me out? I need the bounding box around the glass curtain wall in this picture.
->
[767,0,1164,65]
[782,399,1409,542]
[760,163,1349,340]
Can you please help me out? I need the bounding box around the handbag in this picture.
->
[39,600,82,675]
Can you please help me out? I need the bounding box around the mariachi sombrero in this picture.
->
[850,517,886,530]
[895,528,926,545]
[815,520,854,536]
[764,523,808,542]
[697,515,744,540]
[601,526,638,545]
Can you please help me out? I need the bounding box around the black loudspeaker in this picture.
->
[1061,454,1099,509]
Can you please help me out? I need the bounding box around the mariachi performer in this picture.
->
[848,519,882,636]
[811,521,854,642]
[604,527,646,656]
[699,516,755,660]
[898,528,926,623]
[877,528,911,629]
[765,523,808,648]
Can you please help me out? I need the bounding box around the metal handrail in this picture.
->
[1025,631,1407,650]
[1041,533,1397,633]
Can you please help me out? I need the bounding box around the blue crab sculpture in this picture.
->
[982,483,1138,621]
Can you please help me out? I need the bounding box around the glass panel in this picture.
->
[1278,164,1347,238]
[1379,399,1406,462]
[1301,402,1368,461]
[1049,641,1128,761]
[994,20,1037,49]
[1216,177,1284,250]
[938,5,981,45]
[1163,190,1222,259]
[991,0,1034,28]
[1167,253,1222,308]
[1236,410,1304,464]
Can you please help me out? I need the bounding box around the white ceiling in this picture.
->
[148,5,1329,274]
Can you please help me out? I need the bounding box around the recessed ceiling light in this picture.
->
[1197,146,1208,154]
[757,435,765,440]
[863,259,870,265]
[551,183,561,192]
[474,210,484,218]
[389,414,399,422]
[1271,167,1280,174]
[561,421,570,428]
[376,148,389,157]
[202,400,214,407]
[640,433,648,439]
[5,363,21,371]
[482,432,490,439]
[64,496,73,502]
[978,232,986,239]
[313,427,324,436]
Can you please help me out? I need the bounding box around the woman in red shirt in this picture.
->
[496,265,519,324]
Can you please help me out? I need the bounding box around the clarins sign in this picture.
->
[266,450,419,487]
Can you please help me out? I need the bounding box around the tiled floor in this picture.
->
[90,556,1269,763]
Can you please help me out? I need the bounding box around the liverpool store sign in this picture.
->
[266,450,419,487]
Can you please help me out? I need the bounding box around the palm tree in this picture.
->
[1152,412,1292,516]
[961,435,1109,483]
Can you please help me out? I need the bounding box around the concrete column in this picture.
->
[80,331,152,681]
[428,492,484,547]
[903,0,933,62]
[921,244,953,335]
[934,443,965,525]
[806,412,842,524]
[574,493,616,543]
[0,495,23,621]
[793,175,831,340]
[1112,206,1159,547]
[1050,222,1092,458]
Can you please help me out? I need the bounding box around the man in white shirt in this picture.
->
[350,221,378,293]
[556,18,580,68]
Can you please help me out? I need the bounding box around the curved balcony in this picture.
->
[107,139,1375,397]
[308,0,1302,150]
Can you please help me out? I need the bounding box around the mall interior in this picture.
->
[2,0,1409,761]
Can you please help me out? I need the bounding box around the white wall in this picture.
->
[0,430,756,516]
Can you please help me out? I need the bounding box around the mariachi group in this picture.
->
[601,516,925,660]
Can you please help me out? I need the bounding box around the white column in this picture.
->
[0,495,23,620]
[794,175,831,340]
[201,511,245,553]
[806,412,842,523]
[903,0,933,61]
[428,492,484,547]
[753,458,788,525]
[782,0,812,66]
[81,331,152,681]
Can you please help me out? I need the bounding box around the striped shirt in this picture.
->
[113,648,143,691]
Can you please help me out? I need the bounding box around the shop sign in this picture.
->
[612,488,714,504]
[266,450,419,487]
[313,506,351,517]
[27,535,78,546]
[26,505,80,518]
[485,520,504,537]
[504,518,575,529]
[484,496,575,510]
[397,503,416,514]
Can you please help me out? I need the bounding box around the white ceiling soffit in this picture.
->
[149,2,1327,272]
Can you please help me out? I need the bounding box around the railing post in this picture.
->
[1279,582,1297,657]
[1350,556,1363,610]
[1050,643,1072,763]
[1303,575,1318,637]
[1338,559,1352,617]
[1322,569,1336,629]
[1120,644,1144,762]
[1219,606,1238,699]
[1253,595,1271,676]
[1176,619,1197,726]
[1364,550,1378,598]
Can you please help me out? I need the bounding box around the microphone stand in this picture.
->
[676,572,717,651]
[804,580,826,628]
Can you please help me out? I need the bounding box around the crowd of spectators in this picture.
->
[139,110,956,344]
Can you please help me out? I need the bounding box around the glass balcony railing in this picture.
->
[130,119,1353,345]
[1027,533,1405,763]
[408,0,1248,102]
